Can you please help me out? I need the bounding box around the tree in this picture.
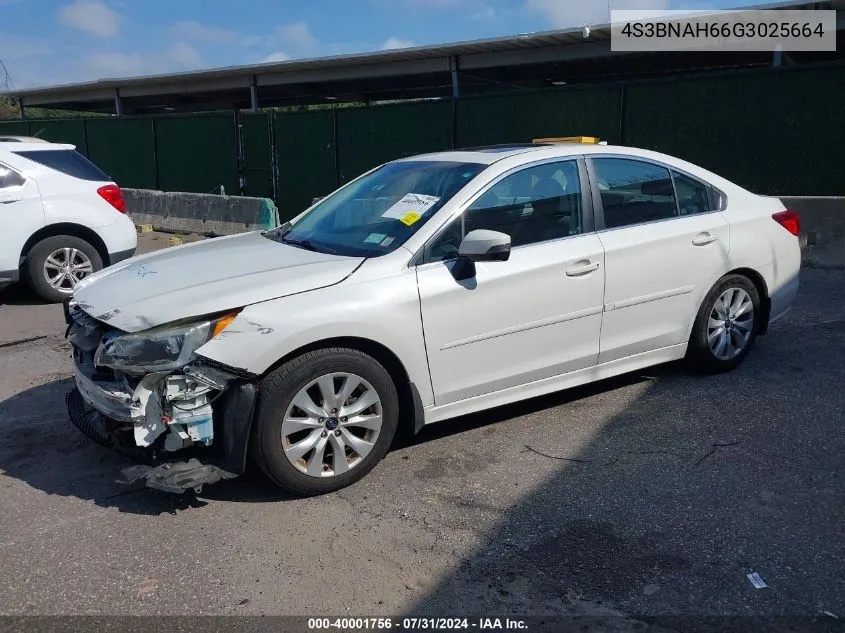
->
[0,96,21,119]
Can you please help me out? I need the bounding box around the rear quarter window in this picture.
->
[13,149,111,182]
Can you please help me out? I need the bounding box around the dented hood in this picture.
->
[73,231,364,333]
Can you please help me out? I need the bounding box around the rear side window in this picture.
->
[13,150,111,182]
[672,171,712,216]
[593,158,677,229]
[0,163,25,189]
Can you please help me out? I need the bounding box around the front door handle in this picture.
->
[692,233,718,246]
[566,261,600,277]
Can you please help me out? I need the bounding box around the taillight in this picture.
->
[97,184,126,213]
[772,209,799,237]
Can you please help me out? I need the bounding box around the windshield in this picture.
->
[268,160,487,257]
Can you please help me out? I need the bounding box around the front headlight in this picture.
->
[95,312,239,375]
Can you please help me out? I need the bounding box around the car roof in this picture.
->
[0,135,52,144]
[396,144,553,165]
[396,143,690,166]
[0,140,75,151]
[394,143,652,165]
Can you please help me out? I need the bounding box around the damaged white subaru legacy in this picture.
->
[65,143,801,495]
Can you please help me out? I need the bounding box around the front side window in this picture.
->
[0,162,25,189]
[269,160,486,257]
[14,150,111,182]
[426,159,583,262]
[593,158,677,229]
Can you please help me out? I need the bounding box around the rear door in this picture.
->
[0,157,44,276]
[588,156,730,363]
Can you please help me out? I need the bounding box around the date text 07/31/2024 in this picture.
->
[307,617,529,631]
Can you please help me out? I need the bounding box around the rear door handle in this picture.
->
[692,233,718,246]
[566,261,600,277]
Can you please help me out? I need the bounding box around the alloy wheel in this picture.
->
[281,372,383,478]
[708,287,755,360]
[43,247,94,293]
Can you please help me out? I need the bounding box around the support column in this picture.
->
[114,89,124,116]
[450,55,461,98]
[250,76,259,112]
[235,107,245,196]
[450,55,461,149]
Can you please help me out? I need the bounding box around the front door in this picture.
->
[416,158,606,405]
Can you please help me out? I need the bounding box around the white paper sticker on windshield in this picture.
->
[364,233,387,244]
[382,193,440,220]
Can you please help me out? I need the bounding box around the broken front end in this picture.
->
[64,301,257,493]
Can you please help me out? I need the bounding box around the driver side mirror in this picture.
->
[458,229,511,262]
[452,229,511,281]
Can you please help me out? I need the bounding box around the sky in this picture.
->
[0,0,777,89]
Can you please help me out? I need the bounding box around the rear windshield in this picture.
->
[13,149,111,182]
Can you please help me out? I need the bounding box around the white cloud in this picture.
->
[58,0,121,38]
[261,51,291,63]
[167,42,203,68]
[273,21,318,53]
[84,51,145,76]
[472,5,497,22]
[82,42,203,78]
[169,20,238,44]
[241,35,264,47]
[526,0,671,28]
[381,37,416,50]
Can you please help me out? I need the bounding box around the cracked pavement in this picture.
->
[0,260,842,630]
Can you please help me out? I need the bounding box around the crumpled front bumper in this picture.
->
[63,300,259,494]
[72,365,139,424]
[66,381,258,494]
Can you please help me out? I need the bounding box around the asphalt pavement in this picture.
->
[0,253,842,631]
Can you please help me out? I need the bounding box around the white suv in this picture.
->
[0,137,137,302]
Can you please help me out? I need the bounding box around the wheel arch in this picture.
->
[725,267,771,334]
[687,266,772,342]
[261,336,426,438]
[19,223,111,270]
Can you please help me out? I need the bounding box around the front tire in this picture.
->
[687,274,761,373]
[25,235,103,303]
[251,348,399,496]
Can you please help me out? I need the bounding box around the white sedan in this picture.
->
[65,142,801,495]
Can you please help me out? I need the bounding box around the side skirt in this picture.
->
[423,343,688,425]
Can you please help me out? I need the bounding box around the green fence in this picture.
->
[273,110,337,218]
[623,65,845,196]
[2,63,843,221]
[0,113,239,194]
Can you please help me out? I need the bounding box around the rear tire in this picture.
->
[25,235,102,303]
[686,274,761,373]
[251,348,399,496]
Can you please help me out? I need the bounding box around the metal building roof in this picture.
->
[3,0,840,114]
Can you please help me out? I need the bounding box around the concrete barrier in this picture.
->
[779,196,845,269]
[123,189,280,237]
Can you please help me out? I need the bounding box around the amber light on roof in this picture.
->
[532,136,602,144]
